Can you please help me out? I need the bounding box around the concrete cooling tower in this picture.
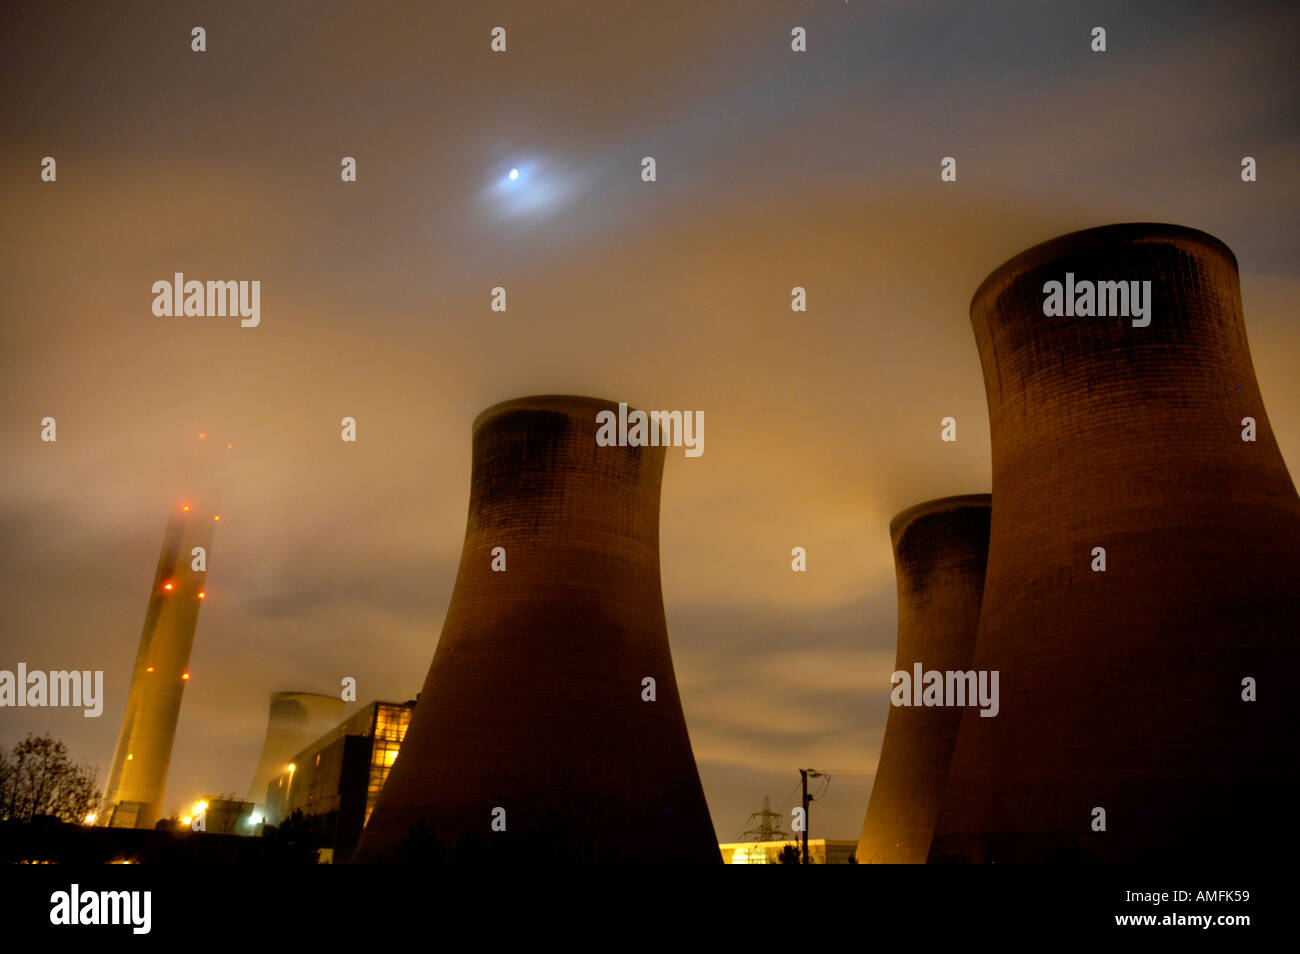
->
[929,224,1300,863]
[100,501,216,829]
[351,395,719,863]
[247,692,347,808]
[855,495,991,864]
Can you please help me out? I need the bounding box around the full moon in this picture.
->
[509,168,519,180]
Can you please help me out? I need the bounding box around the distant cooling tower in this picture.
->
[352,395,719,863]
[100,501,216,829]
[856,495,990,864]
[247,692,346,808]
[930,224,1300,863]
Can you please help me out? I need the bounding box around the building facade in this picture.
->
[720,840,859,864]
[264,700,414,862]
[191,796,256,835]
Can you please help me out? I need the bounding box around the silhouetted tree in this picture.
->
[0,749,14,820]
[777,844,801,864]
[0,734,99,823]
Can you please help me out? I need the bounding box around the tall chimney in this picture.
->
[101,501,215,829]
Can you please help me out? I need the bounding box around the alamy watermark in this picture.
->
[0,664,103,717]
[595,402,703,458]
[50,884,150,934]
[890,664,999,717]
[152,273,260,327]
[1042,273,1151,327]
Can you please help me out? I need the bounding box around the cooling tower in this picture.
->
[100,501,216,829]
[929,224,1300,863]
[247,692,347,808]
[855,495,990,864]
[351,395,719,863]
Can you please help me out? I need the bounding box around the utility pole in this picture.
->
[800,770,809,864]
[800,769,824,864]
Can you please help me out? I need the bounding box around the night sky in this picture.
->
[2,0,1297,841]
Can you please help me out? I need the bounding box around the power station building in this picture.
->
[930,224,1300,863]
[351,395,719,863]
[721,840,859,864]
[855,495,990,864]
[190,795,256,835]
[246,691,346,813]
[263,699,415,863]
[100,501,216,829]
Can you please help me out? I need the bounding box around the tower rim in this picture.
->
[889,494,992,548]
[472,394,647,433]
[267,690,343,703]
[969,222,1238,318]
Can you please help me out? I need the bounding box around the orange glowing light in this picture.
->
[226,443,233,449]
[163,583,174,591]
[198,592,205,599]
[182,672,191,680]
[182,505,190,512]
[213,515,221,522]
[145,667,154,673]
[199,433,206,439]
